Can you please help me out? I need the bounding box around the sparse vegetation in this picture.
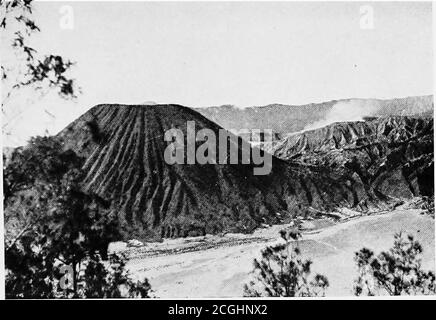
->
[243,225,329,297]
[1,0,79,109]
[354,232,436,296]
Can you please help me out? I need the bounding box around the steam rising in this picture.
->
[304,99,382,131]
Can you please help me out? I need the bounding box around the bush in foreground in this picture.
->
[243,226,329,297]
[4,136,151,298]
[354,232,436,296]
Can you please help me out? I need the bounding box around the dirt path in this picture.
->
[126,209,435,297]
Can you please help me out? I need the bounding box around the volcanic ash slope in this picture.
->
[57,104,366,240]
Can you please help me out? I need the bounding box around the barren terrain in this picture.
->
[118,207,435,297]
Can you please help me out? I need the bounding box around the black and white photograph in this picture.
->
[1,0,435,303]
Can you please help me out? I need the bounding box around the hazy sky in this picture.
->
[1,1,433,146]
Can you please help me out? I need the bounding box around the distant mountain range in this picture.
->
[195,95,433,138]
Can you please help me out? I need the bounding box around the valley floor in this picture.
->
[123,208,435,297]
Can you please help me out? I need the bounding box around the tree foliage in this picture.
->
[354,232,436,296]
[4,136,151,298]
[243,225,329,297]
[1,0,79,109]
[80,253,151,298]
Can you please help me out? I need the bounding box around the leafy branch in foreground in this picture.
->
[354,232,436,296]
[243,225,329,297]
[1,0,79,109]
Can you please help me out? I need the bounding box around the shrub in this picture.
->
[354,232,436,296]
[4,136,151,298]
[243,226,329,297]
